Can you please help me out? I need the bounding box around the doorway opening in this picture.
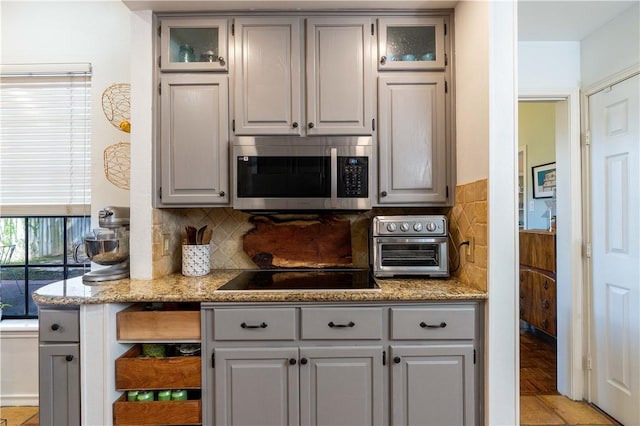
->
[518,101,558,395]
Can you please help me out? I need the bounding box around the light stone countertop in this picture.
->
[32,270,487,306]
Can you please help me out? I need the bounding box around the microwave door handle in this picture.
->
[330,147,338,209]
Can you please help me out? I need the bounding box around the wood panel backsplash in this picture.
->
[243,216,352,268]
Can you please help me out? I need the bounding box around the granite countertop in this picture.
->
[32,270,487,306]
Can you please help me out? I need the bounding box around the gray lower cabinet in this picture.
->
[203,302,482,426]
[390,344,475,426]
[300,346,384,425]
[38,307,80,426]
[214,347,300,425]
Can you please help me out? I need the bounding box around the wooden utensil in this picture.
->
[202,228,213,245]
[196,225,207,244]
[185,226,197,245]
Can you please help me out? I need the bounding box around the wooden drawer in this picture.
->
[300,307,383,340]
[390,307,475,340]
[113,394,201,425]
[213,308,296,340]
[117,304,200,341]
[39,308,79,342]
[115,345,201,390]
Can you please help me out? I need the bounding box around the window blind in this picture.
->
[0,64,92,215]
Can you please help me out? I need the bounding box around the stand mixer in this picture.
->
[75,206,130,283]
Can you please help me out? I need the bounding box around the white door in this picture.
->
[589,73,640,426]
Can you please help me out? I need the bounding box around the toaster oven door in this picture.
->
[372,237,449,277]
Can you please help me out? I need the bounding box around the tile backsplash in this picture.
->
[150,181,487,292]
[447,179,488,291]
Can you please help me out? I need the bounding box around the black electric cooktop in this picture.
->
[216,269,379,292]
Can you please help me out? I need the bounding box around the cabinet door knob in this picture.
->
[300,358,308,365]
[380,56,387,65]
[541,299,550,309]
[543,280,549,290]
[289,358,297,365]
[380,191,387,197]
[308,122,314,129]
[219,191,225,197]
[292,122,298,128]
[218,56,226,66]
[51,323,60,331]
[393,356,401,364]
[65,355,74,362]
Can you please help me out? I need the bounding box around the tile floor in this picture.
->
[520,325,621,426]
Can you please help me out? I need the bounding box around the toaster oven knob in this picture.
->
[400,222,410,232]
[386,223,397,232]
[413,222,423,232]
[426,221,437,232]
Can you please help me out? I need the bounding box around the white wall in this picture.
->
[518,102,556,230]
[519,42,581,90]
[581,3,640,88]
[0,1,132,223]
[0,0,132,404]
[0,322,39,405]
[454,1,489,185]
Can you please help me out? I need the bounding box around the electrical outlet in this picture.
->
[162,234,170,256]
[465,236,475,263]
[529,200,535,211]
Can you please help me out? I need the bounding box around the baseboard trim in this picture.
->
[0,395,39,406]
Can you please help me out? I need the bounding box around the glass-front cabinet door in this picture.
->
[378,17,445,70]
[160,18,228,71]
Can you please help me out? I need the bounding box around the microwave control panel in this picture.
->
[338,157,368,198]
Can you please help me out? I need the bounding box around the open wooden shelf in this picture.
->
[113,393,201,425]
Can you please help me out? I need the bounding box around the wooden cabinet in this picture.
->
[113,304,202,426]
[377,17,446,70]
[203,302,482,426]
[377,74,448,204]
[158,74,229,205]
[38,307,81,426]
[159,18,228,71]
[233,17,374,136]
[519,230,557,336]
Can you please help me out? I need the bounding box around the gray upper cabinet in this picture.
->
[377,73,448,204]
[233,17,302,135]
[234,16,374,136]
[160,18,228,71]
[160,74,229,205]
[306,17,374,136]
[378,17,446,71]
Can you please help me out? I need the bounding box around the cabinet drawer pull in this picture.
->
[328,321,355,328]
[240,322,268,329]
[419,321,447,329]
[51,323,61,331]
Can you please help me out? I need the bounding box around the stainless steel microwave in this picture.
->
[233,136,372,211]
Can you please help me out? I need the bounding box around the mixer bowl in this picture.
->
[84,236,129,265]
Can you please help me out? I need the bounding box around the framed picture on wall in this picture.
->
[532,162,556,198]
